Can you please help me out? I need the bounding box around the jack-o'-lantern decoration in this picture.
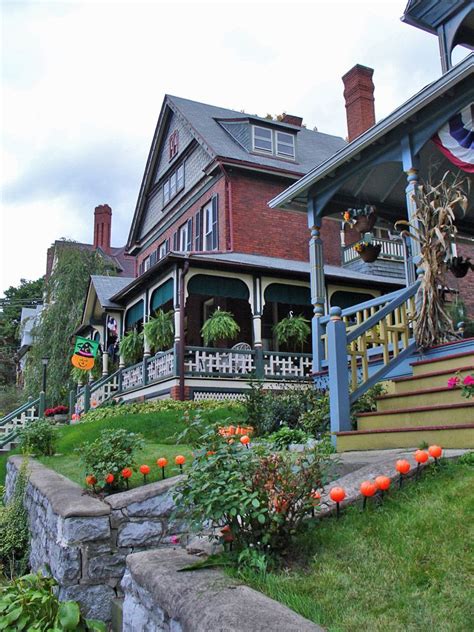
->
[71,336,99,371]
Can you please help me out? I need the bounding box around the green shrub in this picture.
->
[76,428,144,490]
[267,426,311,450]
[18,420,57,456]
[350,383,386,427]
[81,398,244,423]
[260,387,322,435]
[0,459,30,579]
[243,380,266,434]
[174,420,331,553]
[298,390,330,435]
[0,386,24,418]
[0,571,105,631]
[458,451,474,466]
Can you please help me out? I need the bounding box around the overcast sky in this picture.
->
[1,0,466,292]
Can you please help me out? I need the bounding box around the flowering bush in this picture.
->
[76,428,144,490]
[44,405,68,418]
[173,419,331,553]
[448,373,474,398]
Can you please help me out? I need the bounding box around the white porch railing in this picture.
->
[342,237,404,265]
[263,351,312,379]
[121,363,144,391]
[184,347,255,375]
[147,349,175,382]
[0,397,41,450]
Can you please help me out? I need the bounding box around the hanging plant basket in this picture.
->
[357,243,381,263]
[353,211,377,234]
[447,256,472,278]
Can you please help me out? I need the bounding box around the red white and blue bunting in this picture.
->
[432,103,474,173]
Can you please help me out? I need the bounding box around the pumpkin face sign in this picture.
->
[71,353,95,371]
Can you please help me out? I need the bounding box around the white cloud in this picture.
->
[1,0,448,291]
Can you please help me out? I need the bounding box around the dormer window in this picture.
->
[252,125,295,159]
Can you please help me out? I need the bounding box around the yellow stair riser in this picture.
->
[337,427,474,452]
[358,406,474,430]
[377,389,465,412]
[412,354,474,376]
[393,368,474,393]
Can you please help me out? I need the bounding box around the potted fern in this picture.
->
[273,313,310,352]
[119,329,144,365]
[144,309,174,353]
[201,308,240,347]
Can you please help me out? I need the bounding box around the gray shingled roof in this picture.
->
[189,252,403,286]
[90,275,135,308]
[168,95,347,176]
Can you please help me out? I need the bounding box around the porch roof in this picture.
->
[90,275,135,309]
[268,54,474,223]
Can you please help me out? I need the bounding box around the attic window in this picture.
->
[169,130,179,160]
[252,125,295,159]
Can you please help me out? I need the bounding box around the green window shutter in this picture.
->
[264,283,310,305]
[150,279,174,312]
[188,274,249,300]
[125,300,145,329]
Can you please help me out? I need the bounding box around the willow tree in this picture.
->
[24,242,113,404]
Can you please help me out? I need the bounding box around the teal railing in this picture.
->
[0,396,41,450]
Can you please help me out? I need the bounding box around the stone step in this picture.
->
[411,351,474,376]
[336,423,474,452]
[391,365,474,393]
[376,386,465,411]
[358,402,474,431]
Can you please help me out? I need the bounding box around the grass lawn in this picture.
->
[236,461,474,632]
[0,405,244,489]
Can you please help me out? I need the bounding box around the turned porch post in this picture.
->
[252,276,264,377]
[402,136,421,286]
[308,197,326,374]
[102,351,109,377]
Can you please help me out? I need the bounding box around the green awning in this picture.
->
[264,283,310,305]
[188,274,249,300]
[150,279,174,312]
[125,300,144,329]
[330,291,375,310]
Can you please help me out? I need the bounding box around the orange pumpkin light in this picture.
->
[228,425,236,435]
[240,435,250,446]
[360,481,377,497]
[428,445,442,459]
[86,474,97,486]
[175,455,186,465]
[105,473,114,484]
[414,450,429,464]
[157,458,168,468]
[139,464,150,475]
[375,475,391,491]
[329,487,346,503]
[395,459,410,475]
[121,468,133,478]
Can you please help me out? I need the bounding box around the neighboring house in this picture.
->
[16,304,44,386]
[79,91,408,403]
[45,204,135,282]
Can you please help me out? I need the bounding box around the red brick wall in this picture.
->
[448,239,474,318]
[136,177,227,270]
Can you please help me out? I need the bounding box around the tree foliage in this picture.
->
[0,277,44,386]
[24,243,113,405]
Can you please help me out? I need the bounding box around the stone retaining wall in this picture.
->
[121,548,323,632]
[6,456,185,623]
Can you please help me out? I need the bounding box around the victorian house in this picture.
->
[78,84,408,407]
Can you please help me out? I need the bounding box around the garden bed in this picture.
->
[234,459,474,631]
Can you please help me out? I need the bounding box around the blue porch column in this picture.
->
[308,200,326,374]
[326,307,351,445]
[402,136,421,286]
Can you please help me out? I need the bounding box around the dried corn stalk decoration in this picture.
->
[395,171,469,350]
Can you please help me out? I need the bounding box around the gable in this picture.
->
[152,110,194,185]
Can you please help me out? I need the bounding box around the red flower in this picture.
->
[463,375,474,386]
[447,376,459,389]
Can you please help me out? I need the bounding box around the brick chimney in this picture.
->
[281,113,303,127]
[342,64,375,142]
[94,204,112,253]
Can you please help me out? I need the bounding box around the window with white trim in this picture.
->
[163,164,185,205]
[158,240,169,259]
[179,218,193,252]
[252,125,296,159]
[143,256,151,272]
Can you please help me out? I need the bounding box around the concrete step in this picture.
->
[392,365,474,393]
[336,423,474,452]
[358,402,474,431]
[411,351,474,377]
[376,386,465,412]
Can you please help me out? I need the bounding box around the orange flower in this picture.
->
[310,490,321,504]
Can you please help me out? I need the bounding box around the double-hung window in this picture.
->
[179,218,193,252]
[203,196,219,251]
[158,240,169,259]
[252,125,295,160]
[163,164,185,206]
